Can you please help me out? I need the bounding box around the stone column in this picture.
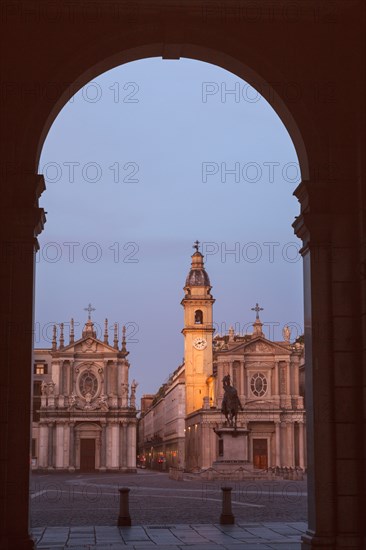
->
[201,422,210,469]
[121,423,128,468]
[290,354,300,396]
[286,362,291,395]
[275,421,281,467]
[280,421,287,467]
[274,362,279,396]
[104,361,109,395]
[294,183,337,548]
[127,423,137,470]
[239,361,245,402]
[110,422,119,469]
[100,424,107,471]
[216,362,222,406]
[38,423,49,468]
[69,423,75,471]
[55,422,64,469]
[1,178,45,549]
[47,423,54,470]
[118,362,123,405]
[286,422,295,467]
[63,362,69,396]
[58,361,64,395]
[51,361,60,394]
[69,361,74,395]
[298,420,305,469]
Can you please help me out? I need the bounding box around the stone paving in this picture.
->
[30,472,307,548]
[32,522,307,549]
[30,472,307,527]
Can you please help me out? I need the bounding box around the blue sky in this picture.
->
[36,57,303,400]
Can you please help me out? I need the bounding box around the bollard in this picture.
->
[220,486,235,525]
[118,487,131,526]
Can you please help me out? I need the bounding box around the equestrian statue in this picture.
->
[221,374,243,428]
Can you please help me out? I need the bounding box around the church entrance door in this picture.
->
[80,439,96,472]
[253,439,268,469]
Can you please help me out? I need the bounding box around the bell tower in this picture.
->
[181,241,215,415]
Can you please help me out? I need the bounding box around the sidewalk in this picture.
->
[32,522,307,549]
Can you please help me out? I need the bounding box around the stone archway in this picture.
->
[1,3,364,549]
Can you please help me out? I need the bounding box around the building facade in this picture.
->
[139,246,305,473]
[32,312,137,472]
[137,365,185,470]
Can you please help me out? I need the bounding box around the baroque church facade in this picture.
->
[138,245,305,472]
[32,309,137,472]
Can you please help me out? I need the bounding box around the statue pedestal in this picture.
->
[212,427,250,472]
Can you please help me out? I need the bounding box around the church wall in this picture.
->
[32,320,138,473]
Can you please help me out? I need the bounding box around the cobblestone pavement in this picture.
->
[30,471,307,527]
[32,522,307,549]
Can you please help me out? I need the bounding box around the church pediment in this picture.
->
[60,337,119,355]
[243,337,290,355]
[216,337,290,356]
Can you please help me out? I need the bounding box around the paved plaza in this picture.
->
[30,471,307,548]
[30,471,307,527]
[32,522,307,549]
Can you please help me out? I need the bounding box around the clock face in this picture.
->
[193,337,207,350]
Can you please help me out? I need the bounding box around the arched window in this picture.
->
[194,310,203,324]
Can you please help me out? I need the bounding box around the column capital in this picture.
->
[292,181,332,250]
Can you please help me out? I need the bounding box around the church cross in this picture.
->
[193,240,200,252]
[251,302,263,320]
[84,303,96,320]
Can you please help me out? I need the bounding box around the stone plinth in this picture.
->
[213,427,250,471]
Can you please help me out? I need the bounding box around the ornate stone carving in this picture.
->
[47,381,55,395]
[246,342,272,353]
[130,379,138,409]
[81,338,97,352]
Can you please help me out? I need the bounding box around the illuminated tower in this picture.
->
[181,241,215,415]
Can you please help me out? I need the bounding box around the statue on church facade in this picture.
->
[283,325,291,342]
[130,379,138,409]
[221,374,243,428]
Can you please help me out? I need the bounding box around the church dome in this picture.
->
[185,251,211,287]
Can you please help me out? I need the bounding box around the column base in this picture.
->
[336,534,364,548]
[0,534,35,550]
[302,532,362,549]
[220,513,235,525]
[302,531,336,549]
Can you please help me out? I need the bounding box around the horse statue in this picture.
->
[221,374,243,428]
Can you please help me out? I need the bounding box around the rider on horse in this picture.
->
[221,374,243,428]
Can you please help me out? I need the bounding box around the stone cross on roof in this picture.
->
[193,240,200,252]
[251,302,263,320]
[84,303,96,320]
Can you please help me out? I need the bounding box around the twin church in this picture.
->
[32,244,306,472]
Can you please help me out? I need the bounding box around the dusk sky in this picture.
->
[36,57,303,402]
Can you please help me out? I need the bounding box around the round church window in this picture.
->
[250,372,268,397]
[79,371,98,399]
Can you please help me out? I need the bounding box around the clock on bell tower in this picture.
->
[181,241,215,415]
